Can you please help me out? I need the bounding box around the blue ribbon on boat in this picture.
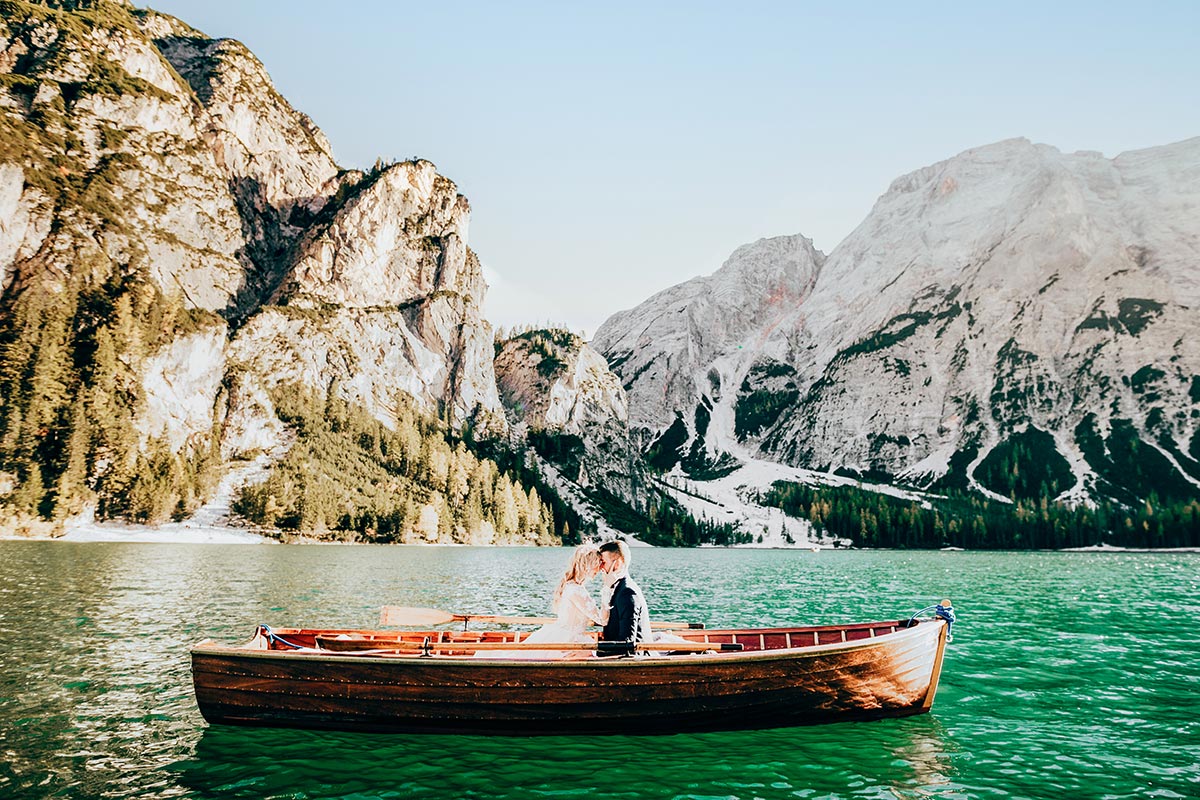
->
[935,603,956,642]
[259,624,307,650]
[907,603,956,643]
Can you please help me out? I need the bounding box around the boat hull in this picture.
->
[192,619,949,735]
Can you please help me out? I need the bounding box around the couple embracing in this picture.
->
[507,540,650,659]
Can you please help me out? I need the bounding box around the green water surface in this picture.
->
[0,544,1196,799]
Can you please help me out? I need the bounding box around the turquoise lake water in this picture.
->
[0,543,1197,799]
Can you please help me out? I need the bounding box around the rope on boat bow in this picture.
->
[906,601,956,643]
[259,624,308,650]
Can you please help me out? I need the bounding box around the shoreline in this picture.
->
[2,524,1196,552]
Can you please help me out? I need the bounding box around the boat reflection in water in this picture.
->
[884,716,963,797]
[176,714,960,799]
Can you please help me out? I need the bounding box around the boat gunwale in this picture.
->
[191,618,945,668]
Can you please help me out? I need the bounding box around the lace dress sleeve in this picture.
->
[565,583,605,626]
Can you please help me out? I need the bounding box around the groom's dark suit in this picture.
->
[598,575,651,656]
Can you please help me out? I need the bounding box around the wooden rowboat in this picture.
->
[191,615,952,735]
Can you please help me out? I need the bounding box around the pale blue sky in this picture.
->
[148,1,1200,336]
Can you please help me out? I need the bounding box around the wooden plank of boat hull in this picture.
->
[193,633,929,697]
[194,681,934,735]
[195,682,916,720]
[192,660,860,703]
[193,669,941,732]
[195,681,928,724]
[194,644,917,703]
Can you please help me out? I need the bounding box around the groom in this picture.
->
[597,539,651,656]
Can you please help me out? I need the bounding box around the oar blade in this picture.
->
[380,605,455,626]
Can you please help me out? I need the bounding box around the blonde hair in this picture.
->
[553,544,601,608]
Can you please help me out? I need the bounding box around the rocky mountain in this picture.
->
[491,326,751,546]
[0,0,506,533]
[495,330,626,437]
[596,137,1200,509]
[593,234,824,480]
[227,158,503,435]
[494,328,638,496]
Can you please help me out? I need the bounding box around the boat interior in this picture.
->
[246,620,919,656]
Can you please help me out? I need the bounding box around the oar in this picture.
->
[341,639,743,654]
[378,606,544,626]
[379,605,703,630]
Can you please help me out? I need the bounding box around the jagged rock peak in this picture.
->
[790,134,1200,374]
[593,233,823,433]
[495,327,642,510]
[1,0,250,310]
[601,233,824,331]
[758,136,1200,503]
[279,159,478,308]
[140,11,344,315]
[151,31,341,205]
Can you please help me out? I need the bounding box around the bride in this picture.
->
[482,544,606,659]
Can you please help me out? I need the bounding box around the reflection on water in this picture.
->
[2,544,1198,799]
[175,715,959,800]
[884,717,964,798]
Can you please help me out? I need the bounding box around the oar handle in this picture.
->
[380,605,705,630]
[456,614,702,630]
[346,640,742,654]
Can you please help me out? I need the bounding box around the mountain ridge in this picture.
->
[595,135,1200,514]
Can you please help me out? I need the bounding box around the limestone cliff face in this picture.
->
[280,161,479,306]
[0,162,51,295]
[761,138,1200,505]
[213,368,284,461]
[149,19,343,314]
[233,159,503,428]
[1,2,250,312]
[139,323,226,452]
[0,0,505,524]
[594,234,823,435]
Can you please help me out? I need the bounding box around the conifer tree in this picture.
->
[52,397,91,520]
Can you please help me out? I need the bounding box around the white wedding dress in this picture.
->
[482,582,603,660]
